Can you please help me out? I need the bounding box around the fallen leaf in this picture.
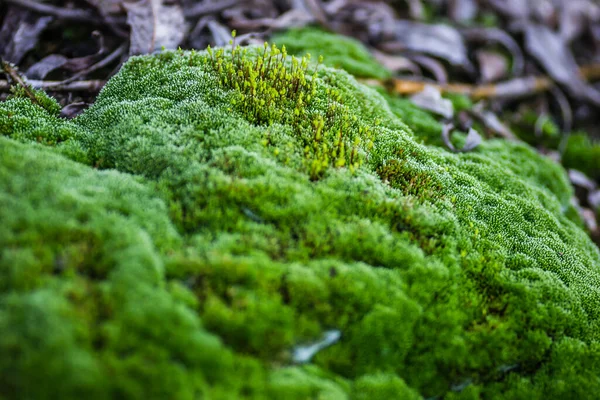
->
[559,0,600,43]
[26,32,106,80]
[462,27,524,76]
[442,123,482,152]
[406,54,448,83]
[448,0,478,22]
[589,190,600,211]
[470,102,516,140]
[207,20,232,47]
[123,0,186,55]
[0,7,52,64]
[381,20,473,71]
[569,169,597,191]
[524,23,600,106]
[411,85,453,118]
[372,49,420,74]
[475,50,508,82]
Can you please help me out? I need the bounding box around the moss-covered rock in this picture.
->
[1,42,599,399]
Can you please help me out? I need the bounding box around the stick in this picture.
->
[368,63,600,100]
[0,79,106,92]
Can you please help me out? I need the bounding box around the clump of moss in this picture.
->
[1,41,600,400]
[204,38,371,179]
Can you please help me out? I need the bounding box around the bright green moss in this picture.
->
[1,43,600,399]
[272,27,391,79]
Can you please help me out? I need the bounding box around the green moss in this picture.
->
[562,132,600,182]
[272,27,391,79]
[1,43,599,399]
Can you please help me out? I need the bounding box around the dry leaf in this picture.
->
[382,20,473,71]
[411,85,453,118]
[524,23,600,106]
[124,0,186,55]
[0,8,52,64]
[442,123,482,152]
[476,50,508,83]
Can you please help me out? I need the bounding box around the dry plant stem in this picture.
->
[186,0,240,17]
[0,79,105,92]
[44,44,127,88]
[376,63,600,100]
[5,0,100,22]
[0,59,40,105]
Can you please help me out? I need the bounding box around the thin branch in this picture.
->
[368,63,600,100]
[0,79,106,92]
[44,43,127,88]
[5,0,100,22]
[1,59,40,105]
[186,0,240,17]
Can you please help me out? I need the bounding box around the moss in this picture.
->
[0,43,599,399]
[562,132,600,182]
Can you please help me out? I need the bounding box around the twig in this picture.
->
[0,59,40,105]
[369,63,600,100]
[5,0,100,22]
[44,43,127,88]
[186,0,240,17]
[0,79,106,92]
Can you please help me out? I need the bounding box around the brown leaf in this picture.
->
[411,85,453,119]
[26,32,106,80]
[381,20,473,71]
[442,123,482,153]
[558,0,600,43]
[0,7,52,64]
[123,0,186,55]
[476,50,508,83]
[524,23,600,106]
[470,102,516,140]
[372,49,420,74]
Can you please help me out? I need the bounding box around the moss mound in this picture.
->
[1,43,600,399]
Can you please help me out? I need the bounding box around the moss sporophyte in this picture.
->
[1,33,600,400]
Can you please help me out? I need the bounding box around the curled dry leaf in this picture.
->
[462,27,524,76]
[381,20,473,71]
[0,8,52,64]
[470,102,516,140]
[410,85,453,118]
[406,54,448,83]
[372,49,420,74]
[123,0,186,55]
[442,123,482,152]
